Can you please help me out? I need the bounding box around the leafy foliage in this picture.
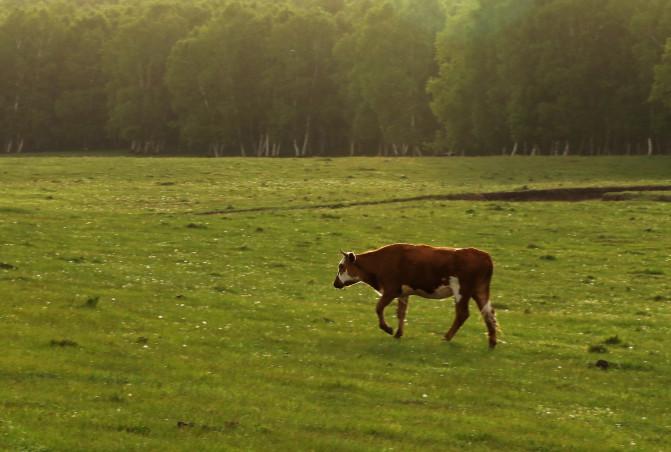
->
[431,0,671,155]
[0,0,671,154]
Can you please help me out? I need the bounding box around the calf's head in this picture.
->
[333,251,361,289]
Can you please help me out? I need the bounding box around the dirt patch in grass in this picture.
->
[202,184,671,215]
[602,190,671,202]
[471,185,671,202]
[49,339,78,347]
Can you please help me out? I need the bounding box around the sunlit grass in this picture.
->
[0,156,669,450]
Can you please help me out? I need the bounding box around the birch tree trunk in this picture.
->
[256,134,264,157]
[300,115,311,157]
[511,142,518,156]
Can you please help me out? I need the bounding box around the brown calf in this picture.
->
[333,243,499,348]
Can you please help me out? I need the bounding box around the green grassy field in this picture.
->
[1,156,670,451]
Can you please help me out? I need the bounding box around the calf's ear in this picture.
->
[346,252,356,263]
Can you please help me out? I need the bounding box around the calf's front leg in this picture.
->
[376,294,394,335]
[394,296,409,338]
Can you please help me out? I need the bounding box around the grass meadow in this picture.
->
[0,156,670,451]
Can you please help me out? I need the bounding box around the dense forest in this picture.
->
[1,0,671,156]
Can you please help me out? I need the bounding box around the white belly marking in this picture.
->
[401,284,453,299]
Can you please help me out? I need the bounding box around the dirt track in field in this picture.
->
[201,184,671,215]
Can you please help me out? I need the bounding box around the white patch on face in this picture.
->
[338,268,357,284]
[449,276,461,303]
[337,256,360,285]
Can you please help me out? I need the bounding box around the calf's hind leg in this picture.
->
[473,289,498,348]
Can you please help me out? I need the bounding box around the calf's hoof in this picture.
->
[488,340,497,349]
[379,324,394,335]
[393,331,403,339]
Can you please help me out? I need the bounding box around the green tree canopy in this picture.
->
[0,0,670,155]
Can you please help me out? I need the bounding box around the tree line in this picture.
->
[1,0,671,156]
